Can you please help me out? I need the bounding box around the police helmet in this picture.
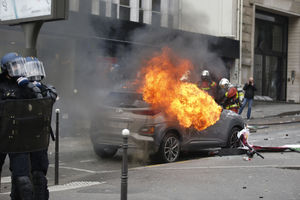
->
[24,57,46,81]
[0,52,26,77]
[219,78,230,89]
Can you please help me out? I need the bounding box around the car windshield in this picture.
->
[104,92,149,108]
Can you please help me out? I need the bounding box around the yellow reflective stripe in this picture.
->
[225,92,228,97]
[211,82,216,87]
[201,87,210,90]
[225,104,239,109]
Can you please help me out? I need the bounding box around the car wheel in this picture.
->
[93,144,118,158]
[227,127,242,148]
[158,133,180,163]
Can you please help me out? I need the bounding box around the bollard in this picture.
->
[55,109,60,185]
[121,129,130,200]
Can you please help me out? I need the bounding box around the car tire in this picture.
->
[93,144,118,158]
[158,132,180,163]
[226,126,242,148]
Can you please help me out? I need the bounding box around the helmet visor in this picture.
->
[6,57,26,77]
[24,60,46,81]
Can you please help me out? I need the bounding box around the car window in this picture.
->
[104,92,149,108]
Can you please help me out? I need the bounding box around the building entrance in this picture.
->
[254,10,288,101]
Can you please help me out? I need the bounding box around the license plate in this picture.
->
[108,121,128,129]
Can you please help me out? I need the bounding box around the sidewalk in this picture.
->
[240,101,300,125]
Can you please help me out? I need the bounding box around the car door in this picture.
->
[187,111,226,148]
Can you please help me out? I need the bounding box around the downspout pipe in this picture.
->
[239,0,243,85]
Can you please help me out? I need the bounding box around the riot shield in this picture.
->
[0,98,54,153]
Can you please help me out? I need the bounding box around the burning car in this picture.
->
[89,90,244,163]
[89,48,245,163]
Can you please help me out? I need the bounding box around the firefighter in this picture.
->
[197,70,217,99]
[219,78,240,113]
[24,56,57,200]
[0,52,35,200]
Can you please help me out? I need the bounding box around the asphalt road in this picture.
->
[1,121,300,200]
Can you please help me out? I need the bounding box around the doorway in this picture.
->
[254,10,288,101]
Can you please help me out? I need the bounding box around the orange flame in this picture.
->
[139,48,222,131]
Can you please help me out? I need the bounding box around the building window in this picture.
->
[152,0,161,12]
[152,12,161,26]
[119,6,130,20]
[99,0,106,16]
[69,0,80,12]
[139,10,144,23]
[119,0,130,21]
[167,0,179,28]
[91,0,100,15]
[120,0,130,6]
[111,3,118,18]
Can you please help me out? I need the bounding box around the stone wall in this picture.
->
[287,17,300,102]
[241,0,300,102]
[241,0,255,84]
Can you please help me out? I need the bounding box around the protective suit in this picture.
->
[197,70,217,99]
[219,78,240,113]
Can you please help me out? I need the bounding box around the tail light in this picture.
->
[132,110,161,116]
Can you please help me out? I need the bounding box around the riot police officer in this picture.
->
[0,52,36,200]
[24,56,57,200]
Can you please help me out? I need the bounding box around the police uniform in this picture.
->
[0,73,38,200]
[0,53,56,200]
[20,56,57,200]
[30,82,57,200]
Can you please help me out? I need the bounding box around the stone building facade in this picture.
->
[241,0,300,102]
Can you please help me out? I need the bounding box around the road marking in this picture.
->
[48,181,105,192]
[132,164,300,171]
[49,165,97,173]
[80,159,96,163]
[0,181,106,194]
[48,165,119,174]
[0,176,10,183]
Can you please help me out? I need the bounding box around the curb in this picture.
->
[248,119,300,126]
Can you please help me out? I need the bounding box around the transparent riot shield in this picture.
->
[0,98,54,153]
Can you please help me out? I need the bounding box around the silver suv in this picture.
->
[89,91,245,163]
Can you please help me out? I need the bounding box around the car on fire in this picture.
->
[89,91,245,163]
